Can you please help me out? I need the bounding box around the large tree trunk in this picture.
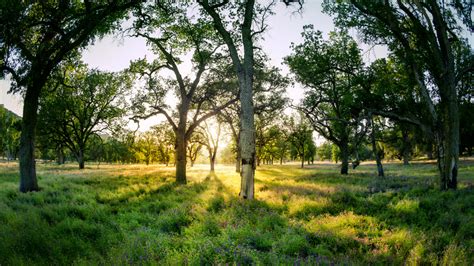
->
[175,127,187,184]
[340,142,349,175]
[239,71,255,199]
[19,85,41,192]
[438,79,459,190]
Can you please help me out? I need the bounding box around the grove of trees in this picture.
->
[0,0,472,197]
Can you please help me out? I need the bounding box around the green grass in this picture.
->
[0,159,473,265]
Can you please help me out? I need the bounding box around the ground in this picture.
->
[0,159,473,265]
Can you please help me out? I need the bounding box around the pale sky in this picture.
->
[1,1,471,133]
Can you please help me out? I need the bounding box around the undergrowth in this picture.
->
[0,160,472,265]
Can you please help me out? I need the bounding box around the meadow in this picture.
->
[0,160,473,265]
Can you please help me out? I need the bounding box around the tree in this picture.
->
[187,133,203,168]
[254,65,289,167]
[317,141,333,161]
[136,131,158,166]
[0,105,21,161]
[219,64,288,172]
[0,1,140,192]
[130,5,237,184]
[287,115,314,168]
[151,122,175,166]
[274,126,290,165]
[285,28,367,174]
[324,0,473,189]
[38,64,131,169]
[199,0,276,199]
[87,134,105,168]
[102,132,136,164]
[197,119,222,172]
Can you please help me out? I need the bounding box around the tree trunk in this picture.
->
[235,135,241,173]
[57,146,65,165]
[78,149,85,169]
[239,71,255,199]
[438,79,459,190]
[401,128,411,165]
[340,142,349,175]
[19,85,40,192]
[301,146,305,168]
[175,127,187,184]
[370,117,384,177]
[235,152,241,173]
[210,155,215,172]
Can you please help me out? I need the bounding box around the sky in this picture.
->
[1,1,472,134]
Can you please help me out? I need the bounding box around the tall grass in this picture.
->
[0,160,472,265]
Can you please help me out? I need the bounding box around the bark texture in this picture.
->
[19,84,41,192]
[176,123,187,185]
[340,142,349,175]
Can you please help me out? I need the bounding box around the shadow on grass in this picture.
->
[0,162,472,264]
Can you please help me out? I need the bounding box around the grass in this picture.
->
[0,159,473,265]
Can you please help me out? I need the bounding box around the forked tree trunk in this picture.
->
[210,155,215,172]
[19,84,41,192]
[340,142,349,175]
